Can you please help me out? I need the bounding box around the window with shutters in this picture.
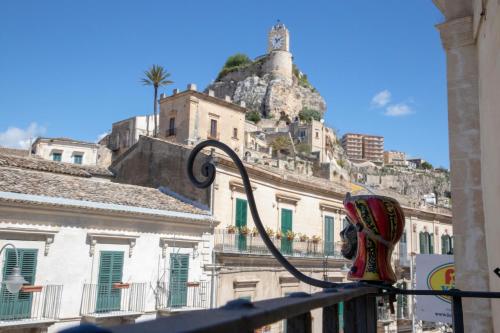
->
[235,198,248,251]
[419,232,434,254]
[281,209,293,255]
[0,248,37,320]
[396,282,408,319]
[52,152,62,162]
[96,251,124,312]
[169,254,189,308]
[209,119,218,139]
[441,234,453,254]
[324,216,335,256]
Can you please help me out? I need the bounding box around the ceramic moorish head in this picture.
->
[342,193,405,284]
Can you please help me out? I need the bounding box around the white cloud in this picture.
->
[371,90,391,108]
[96,132,109,143]
[0,123,46,149]
[384,103,414,117]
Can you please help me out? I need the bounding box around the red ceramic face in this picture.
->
[343,193,405,284]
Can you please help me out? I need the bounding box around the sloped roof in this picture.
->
[0,152,113,177]
[0,166,210,216]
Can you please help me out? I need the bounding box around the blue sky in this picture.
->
[0,1,449,167]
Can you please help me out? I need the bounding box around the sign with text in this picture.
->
[415,254,455,324]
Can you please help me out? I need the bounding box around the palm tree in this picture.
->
[141,65,173,137]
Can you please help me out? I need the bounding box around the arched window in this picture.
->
[441,234,453,254]
[419,231,434,254]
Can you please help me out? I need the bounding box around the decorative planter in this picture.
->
[113,283,130,289]
[343,193,405,284]
[186,282,200,287]
[20,285,43,293]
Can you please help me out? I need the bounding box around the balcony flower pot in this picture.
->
[251,227,259,237]
[186,282,200,287]
[113,283,130,289]
[275,231,282,240]
[299,234,309,242]
[227,225,237,234]
[20,285,43,293]
[265,227,274,238]
[286,231,295,241]
[239,226,250,236]
[311,235,321,244]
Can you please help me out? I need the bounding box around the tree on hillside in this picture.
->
[141,65,173,137]
[270,136,291,158]
[421,161,433,170]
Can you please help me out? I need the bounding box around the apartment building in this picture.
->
[341,133,384,163]
[384,150,407,166]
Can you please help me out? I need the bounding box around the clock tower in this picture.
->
[267,21,290,52]
[264,22,293,81]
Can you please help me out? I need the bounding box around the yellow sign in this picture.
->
[427,263,455,303]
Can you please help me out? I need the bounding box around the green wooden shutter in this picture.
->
[324,216,334,256]
[169,254,189,308]
[96,251,124,312]
[419,232,425,254]
[429,233,434,254]
[235,199,248,251]
[281,209,293,255]
[0,249,37,320]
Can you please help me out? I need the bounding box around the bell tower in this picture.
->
[264,21,293,81]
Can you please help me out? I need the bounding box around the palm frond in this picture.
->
[141,64,174,87]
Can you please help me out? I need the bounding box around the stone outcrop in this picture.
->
[206,55,326,120]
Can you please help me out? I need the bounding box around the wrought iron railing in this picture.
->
[0,284,62,323]
[80,283,146,316]
[156,281,210,311]
[214,229,344,259]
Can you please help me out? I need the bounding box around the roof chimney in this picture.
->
[224,95,232,102]
[239,101,246,108]
[187,83,197,91]
[160,93,167,99]
[172,88,180,95]
[208,89,215,97]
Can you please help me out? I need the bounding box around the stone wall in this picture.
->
[111,136,211,208]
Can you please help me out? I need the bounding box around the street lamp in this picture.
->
[0,243,27,294]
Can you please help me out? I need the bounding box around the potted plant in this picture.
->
[311,235,321,244]
[227,225,237,234]
[239,226,250,235]
[265,227,275,238]
[299,234,309,242]
[286,230,296,241]
[251,227,259,237]
[275,230,282,240]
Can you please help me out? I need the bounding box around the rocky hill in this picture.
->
[205,55,326,121]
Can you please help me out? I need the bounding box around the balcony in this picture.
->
[156,281,210,314]
[166,128,176,137]
[80,282,146,322]
[214,229,344,259]
[207,132,220,140]
[0,284,62,328]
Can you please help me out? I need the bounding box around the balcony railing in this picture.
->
[80,283,146,317]
[166,128,176,137]
[156,281,210,311]
[0,284,62,324]
[207,132,220,140]
[214,229,344,259]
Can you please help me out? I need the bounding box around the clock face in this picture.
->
[272,35,283,49]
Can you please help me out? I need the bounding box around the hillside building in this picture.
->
[341,133,384,163]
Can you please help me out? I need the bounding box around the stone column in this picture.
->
[436,15,493,332]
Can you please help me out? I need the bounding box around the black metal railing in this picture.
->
[156,281,210,310]
[0,284,62,323]
[214,229,344,259]
[80,282,146,316]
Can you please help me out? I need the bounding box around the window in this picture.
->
[315,131,319,139]
[169,254,189,308]
[419,231,434,254]
[96,251,124,312]
[0,248,37,320]
[324,216,335,256]
[168,117,175,136]
[235,198,248,251]
[396,282,408,319]
[281,209,293,255]
[52,152,62,162]
[233,128,238,139]
[210,119,218,139]
[73,154,83,164]
[441,234,453,254]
